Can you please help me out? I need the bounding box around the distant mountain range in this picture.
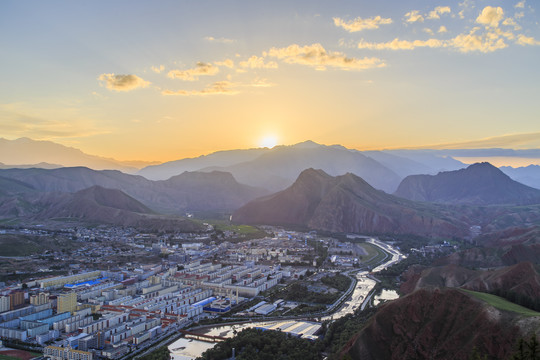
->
[500,164,540,190]
[395,162,540,205]
[0,137,157,173]
[232,169,469,237]
[5,137,540,194]
[0,167,268,216]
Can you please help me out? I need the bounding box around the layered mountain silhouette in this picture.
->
[232,169,468,237]
[199,141,402,193]
[138,148,269,180]
[395,162,540,205]
[0,137,155,172]
[500,164,540,190]
[0,167,267,215]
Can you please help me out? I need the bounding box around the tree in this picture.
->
[511,335,540,360]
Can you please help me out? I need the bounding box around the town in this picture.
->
[0,224,404,360]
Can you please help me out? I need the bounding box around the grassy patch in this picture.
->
[360,243,388,268]
[461,289,540,317]
[0,235,41,256]
[0,352,41,360]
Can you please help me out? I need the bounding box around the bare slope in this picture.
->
[395,162,540,205]
[232,168,468,237]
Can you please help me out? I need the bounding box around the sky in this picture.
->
[1,0,540,162]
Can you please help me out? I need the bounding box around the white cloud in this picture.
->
[476,6,504,28]
[214,59,235,68]
[98,74,150,92]
[517,34,540,46]
[239,56,278,69]
[427,6,451,20]
[265,43,386,71]
[404,10,424,23]
[423,28,434,35]
[451,27,508,52]
[204,36,235,44]
[515,1,525,9]
[503,17,522,31]
[167,62,219,81]
[357,38,445,50]
[438,26,448,33]
[333,16,392,32]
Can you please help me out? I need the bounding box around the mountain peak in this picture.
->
[395,161,540,205]
[233,170,467,237]
[291,140,322,149]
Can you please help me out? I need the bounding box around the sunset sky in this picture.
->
[1,0,540,162]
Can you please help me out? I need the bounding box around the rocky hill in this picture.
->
[400,262,540,301]
[395,162,540,205]
[232,169,468,237]
[342,287,539,360]
[31,186,202,231]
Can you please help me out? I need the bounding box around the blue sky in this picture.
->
[1,0,539,161]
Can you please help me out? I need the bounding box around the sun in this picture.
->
[259,135,278,149]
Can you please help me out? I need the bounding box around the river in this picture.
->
[168,237,405,359]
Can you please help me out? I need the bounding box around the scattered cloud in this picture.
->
[503,17,522,31]
[214,59,235,68]
[404,10,424,23]
[476,6,504,28]
[355,5,538,54]
[239,56,278,69]
[517,34,540,46]
[167,62,219,81]
[515,1,525,9]
[151,65,165,74]
[358,38,445,50]
[162,81,239,96]
[98,74,150,92]
[451,27,508,52]
[204,36,235,44]
[427,6,451,20]
[333,16,392,32]
[265,43,386,71]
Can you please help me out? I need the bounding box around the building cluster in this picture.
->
[0,258,286,360]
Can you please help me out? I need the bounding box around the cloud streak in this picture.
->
[98,74,150,91]
[333,16,392,32]
[167,62,219,81]
[239,56,278,69]
[265,43,386,71]
[204,36,235,44]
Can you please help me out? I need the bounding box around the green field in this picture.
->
[461,289,540,317]
[360,242,388,268]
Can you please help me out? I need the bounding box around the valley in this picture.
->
[1,139,540,360]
